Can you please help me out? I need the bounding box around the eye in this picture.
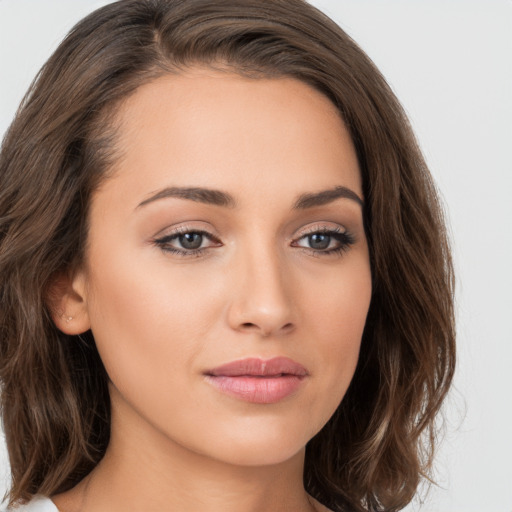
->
[292,227,355,256]
[176,232,205,250]
[153,228,221,257]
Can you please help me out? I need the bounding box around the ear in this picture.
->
[47,270,91,335]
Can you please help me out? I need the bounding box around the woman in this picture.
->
[0,1,455,511]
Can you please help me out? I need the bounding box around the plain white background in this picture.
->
[0,1,511,511]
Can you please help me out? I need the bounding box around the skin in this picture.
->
[52,69,372,512]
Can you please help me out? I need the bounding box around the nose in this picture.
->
[226,245,296,338]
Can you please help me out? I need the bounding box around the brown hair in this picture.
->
[0,1,455,510]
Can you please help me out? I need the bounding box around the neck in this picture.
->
[53,389,320,512]
[89,435,312,512]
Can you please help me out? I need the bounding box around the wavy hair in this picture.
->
[0,1,455,510]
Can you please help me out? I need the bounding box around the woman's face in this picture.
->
[74,69,372,466]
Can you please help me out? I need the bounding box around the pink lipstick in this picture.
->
[204,357,308,404]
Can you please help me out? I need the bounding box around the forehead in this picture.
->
[100,69,361,205]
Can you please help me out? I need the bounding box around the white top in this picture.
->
[4,496,58,512]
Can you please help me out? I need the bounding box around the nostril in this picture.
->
[239,321,295,336]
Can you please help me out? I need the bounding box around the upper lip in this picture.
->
[206,357,308,377]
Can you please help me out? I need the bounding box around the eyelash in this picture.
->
[291,227,355,257]
[153,226,355,258]
[153,227,220,258]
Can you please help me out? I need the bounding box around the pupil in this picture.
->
[309,234,330,250]
[179,233,203,250]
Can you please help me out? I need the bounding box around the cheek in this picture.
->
[302,257,371,408]
[83,246,222,393]
[307,253,371,342]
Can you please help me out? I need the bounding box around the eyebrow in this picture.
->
[137,186,236,209]
[293,186,363,209]
[136,185,363,210]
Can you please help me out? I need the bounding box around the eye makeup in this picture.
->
[152,223,355,259]
[291,226,355,257]
[153,225,222,258]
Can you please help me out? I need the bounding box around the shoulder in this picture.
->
[3,496,59,512]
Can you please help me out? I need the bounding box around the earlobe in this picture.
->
[47,270,91,335]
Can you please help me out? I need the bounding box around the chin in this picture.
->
[209,438,306,468]
[186,414,320,468]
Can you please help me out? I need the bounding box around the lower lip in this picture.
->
[205,375,304,404]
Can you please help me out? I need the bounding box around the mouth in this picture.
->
[204,357,308,404]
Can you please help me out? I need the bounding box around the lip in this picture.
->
[204,357,308,404]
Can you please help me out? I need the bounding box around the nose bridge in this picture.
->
[227,232,295,336]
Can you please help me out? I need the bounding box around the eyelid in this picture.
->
[290,222,356,256]
[293,222,347,237]
[151,223,223,258]
[155,228,220,245]
[153,221,219,239]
